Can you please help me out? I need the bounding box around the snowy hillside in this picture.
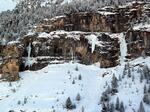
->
[0,57,150,112]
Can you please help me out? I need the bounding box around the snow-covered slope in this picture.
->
[0,57,150,112]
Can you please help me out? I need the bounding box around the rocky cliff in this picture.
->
[126,26,150,59]
[0,42,23,81]
[19,31,120,70]
[0,1,150,81]
[36,1,146,33]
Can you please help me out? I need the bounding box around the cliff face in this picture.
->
[36,12,127,33]
[0,32,120,81]
[126,29,150,59]
[0,1,150,81]
[18,32,120,71]
[36,2,146,33]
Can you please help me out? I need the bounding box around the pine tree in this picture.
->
[126,63,130,70]
[120,101,125,112]
[78,74,82,80]
[72,79,75,84]
[81,106,84,112]
[132,74,135,82]
[101,102,109,112]
[138,101,145,112]
[143,93,150,104]
[148,84,150,94]
[132,67,134,72]
[124,64,127,71]
[119,75,122,81]
[75,65,79,71]
[123,68,126,76]
[111,74,118,94]
[128,68,131,78]
[76,93,81,101]
[101,92,109,102]
[106,85,111,94]
[144,85,147,94]
[8,110,15,112]
[65,97,73,109]
[115,97,120,110]
[110,103,115,112]
[140,73,144,83]
[137,67,141,73]
[112,74,118,88]
[106,102,110,111]
[143,65,149,79]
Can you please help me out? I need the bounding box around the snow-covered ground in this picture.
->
[0,0,16,12]
[0,57,150,112]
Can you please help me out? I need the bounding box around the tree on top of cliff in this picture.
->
[0,0,150,44]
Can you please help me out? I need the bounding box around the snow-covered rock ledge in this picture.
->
[20,31,120,69]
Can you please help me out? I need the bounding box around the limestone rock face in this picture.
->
[3,44,20,59]
[36,12,125,33]
[20,33,92,70]
[15,32,120,70]
[126,29,150,59]
[0,1,148,81]
[98,34,120,68]
[36,2,146,33]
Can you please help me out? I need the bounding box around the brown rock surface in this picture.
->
[1,1,148,80]
[36,2,146,33]
[18,32,120,69]
[126,29,150,58]
[1,42,23,81]
[1,59,19,81]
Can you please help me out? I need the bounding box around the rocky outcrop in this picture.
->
[16,32,120,70]
[99,34,120,68]
[0,45,4,74]
[125,28,150,59]
[36,2,146,33]
[1,42,23,81]
[1,59,20,81]
[0,1,149,81]
[36,12,126,33]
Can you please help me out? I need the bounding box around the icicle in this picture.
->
[26,43,32,67]
[91,34,97,53]
[119,33,127,64]
[71,47,74,62]
[2,38,7,45]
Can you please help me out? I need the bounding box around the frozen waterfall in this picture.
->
[119,33,127,64]
[91,34,97,53]
[26,43,32,67]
